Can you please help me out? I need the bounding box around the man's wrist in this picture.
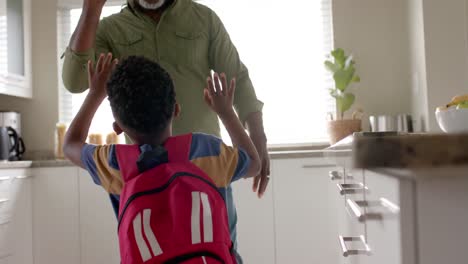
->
[246,112,267,142]
[82,6,103,19]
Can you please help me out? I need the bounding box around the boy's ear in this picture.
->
[113,122,124,135]
[174,103,181,118]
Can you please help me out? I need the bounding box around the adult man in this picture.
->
[62,0,269,262]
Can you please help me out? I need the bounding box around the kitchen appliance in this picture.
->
[369,114,413,132]
[0,127,19,161]
[0,112,24,160]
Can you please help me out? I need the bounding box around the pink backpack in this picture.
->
[115,134,236,264]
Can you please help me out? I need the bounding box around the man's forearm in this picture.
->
[245,111,267,142]
[70,8,102,52]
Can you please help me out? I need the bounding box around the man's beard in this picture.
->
[138,0,166,10]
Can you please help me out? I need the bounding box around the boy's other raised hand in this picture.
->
[204,72,236,118]
[87,53,118,99]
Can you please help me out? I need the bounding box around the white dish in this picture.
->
[435,108,468,133]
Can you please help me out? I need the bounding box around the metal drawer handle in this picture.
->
[347,198,400,222]
[337,183,368,195]
[0,198,9,204]
[339,235,372,257]
[329,170,354,181]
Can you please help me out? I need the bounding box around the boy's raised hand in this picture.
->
[87,53,118,99]
[204,72,236,118]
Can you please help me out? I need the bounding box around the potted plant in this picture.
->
[324,48,362,145]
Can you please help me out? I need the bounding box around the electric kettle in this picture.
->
[0,127,24,161]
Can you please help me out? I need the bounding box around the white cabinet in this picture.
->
[32,167,119,264]
[328,165,416,264]
[9,176,32,264]
[32,167,80,264]
[0,168,32,264]
[233,176,275,264]
[272,158,338,264]
[32,158,341,264]
[0,0,31,98]
[361,170,403,264]
[78,169,120,264]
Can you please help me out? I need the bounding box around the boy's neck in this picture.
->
[133,129,172,146]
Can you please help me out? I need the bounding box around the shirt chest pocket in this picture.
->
[163,31,208,66]
[113,32,149,58]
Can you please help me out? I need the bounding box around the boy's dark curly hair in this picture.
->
[107,56,176,136]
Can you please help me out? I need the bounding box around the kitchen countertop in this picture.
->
[0,147,330,169]
[0,159,74,169]
[353,133,468,169]
[324,132,468,169]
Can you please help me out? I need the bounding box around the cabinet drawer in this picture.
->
[364,170,400,206]
[0,177,13,199]
[361,218,402,264]
[0,221,12,259]
[0,176,21,201]
[0,199,12,223]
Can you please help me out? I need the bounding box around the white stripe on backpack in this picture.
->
[133,209,163,261]
[143,209,163,256]
[132,191,215,261]
[191,192,202,244]
[200,192,213,243]
[133,212,152,262]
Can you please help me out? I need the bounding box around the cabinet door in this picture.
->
[9,177,32,264]
[233,176,275,263]
[0,0,31,98]
[78,169,120,264]
[32,167,80,264]
[273,158,338,264]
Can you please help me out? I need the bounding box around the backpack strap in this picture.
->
[164,133,192,162]
[115,144,141,183]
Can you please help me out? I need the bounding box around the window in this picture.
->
[58,4,123,137]
[58,0,334,145]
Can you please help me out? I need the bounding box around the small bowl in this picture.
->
[435,108,468,133]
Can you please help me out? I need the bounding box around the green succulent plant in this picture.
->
[324,48,360,120]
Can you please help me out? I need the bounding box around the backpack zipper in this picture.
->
[118,172,225,230]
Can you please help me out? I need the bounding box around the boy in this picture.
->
[63,53,260,263]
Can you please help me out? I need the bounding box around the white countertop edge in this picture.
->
[0,161,32,169]
[368,166,468,180]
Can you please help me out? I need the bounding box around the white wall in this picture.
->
[406,0,468,132]
[332,0,412,130]
[0,0,59,158]
[422,0,468,132]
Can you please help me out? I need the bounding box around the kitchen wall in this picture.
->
[0,0,59,158]
[407,0,468,132]
[332,0,412,130]
[423,0,468,132]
